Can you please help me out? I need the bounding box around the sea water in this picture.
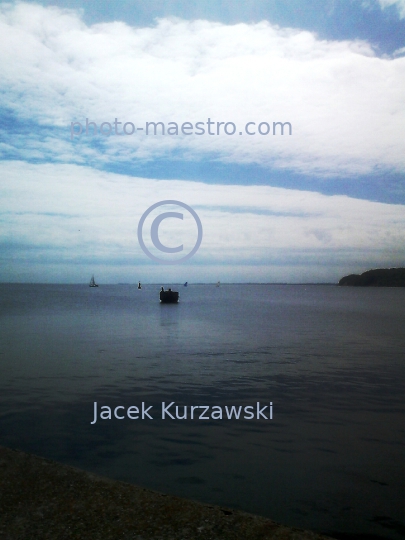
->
[0,283,404,539]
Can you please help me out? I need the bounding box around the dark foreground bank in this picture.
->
[0,446,333,540]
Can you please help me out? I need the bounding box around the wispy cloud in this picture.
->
[376,0,405,18]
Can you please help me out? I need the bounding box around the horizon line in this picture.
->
[0,281,338,286]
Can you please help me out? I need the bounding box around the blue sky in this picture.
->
[30,0,405,55]
[0,0,404,282]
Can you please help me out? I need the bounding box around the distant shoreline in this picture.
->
[338,267,405,287]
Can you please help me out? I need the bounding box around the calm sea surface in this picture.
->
[0,283,404,539]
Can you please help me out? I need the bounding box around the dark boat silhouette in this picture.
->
[138,281,142,289]
[160,287,179,303]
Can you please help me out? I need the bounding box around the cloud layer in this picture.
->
[1,161,404,282]
[0,3,404,177]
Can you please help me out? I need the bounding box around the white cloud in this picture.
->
[0,3,404,176]
[1,161,404,282]
[393,46,405,57]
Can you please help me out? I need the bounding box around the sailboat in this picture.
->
[89,275,98,287]
[184,282,188,287]
[216,281,220,287]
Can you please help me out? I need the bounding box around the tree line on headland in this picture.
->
[338,268,405,287]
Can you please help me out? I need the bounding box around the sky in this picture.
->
[0,0,404,283]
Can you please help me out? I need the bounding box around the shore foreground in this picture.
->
[0,445,334,540]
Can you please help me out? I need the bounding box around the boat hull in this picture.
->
[160,291,179,303]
